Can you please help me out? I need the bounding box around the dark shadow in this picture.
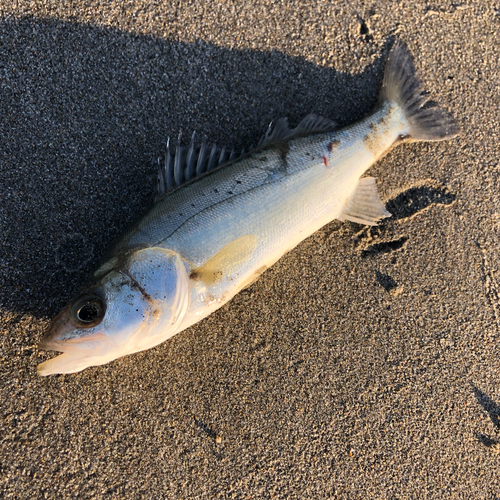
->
[361,237,408,258]
[471,384,500,429]
[0,16,389,318]
[385,186,455,221]
[355,184,456,257]
[475,433,499,448]
[194,418,217,440]
[374,270,398,292]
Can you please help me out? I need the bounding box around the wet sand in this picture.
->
[1,2,499,498]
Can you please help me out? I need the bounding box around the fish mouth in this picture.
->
[39,308,106,352]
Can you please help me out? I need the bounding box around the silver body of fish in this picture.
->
[37,41,458,375]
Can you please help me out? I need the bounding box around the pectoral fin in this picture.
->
[191,235,259,285]
[339,177,391,226]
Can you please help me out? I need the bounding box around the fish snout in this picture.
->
[38,307,106,352]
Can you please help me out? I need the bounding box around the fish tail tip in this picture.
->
[381,39,459,142]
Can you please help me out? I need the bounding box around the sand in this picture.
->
[1,1,499,498]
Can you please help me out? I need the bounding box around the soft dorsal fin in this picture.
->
[156,114,337,201]
[339,177,391,226]
[257,113,337,148]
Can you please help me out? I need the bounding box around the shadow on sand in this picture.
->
[0,16,390,318]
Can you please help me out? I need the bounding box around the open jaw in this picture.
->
[37,310,110,375]
[37,328,111,376]
[37,349,114,376]
[37,331,148,375]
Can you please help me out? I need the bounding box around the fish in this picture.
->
[37,40,458,375]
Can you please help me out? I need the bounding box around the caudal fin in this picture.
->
[381,40,459,141]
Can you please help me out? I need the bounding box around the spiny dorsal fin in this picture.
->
[339,177,391,226]
[156,114,337,201]
[156,132,244,201]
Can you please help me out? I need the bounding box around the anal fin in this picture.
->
[339,177,391,226]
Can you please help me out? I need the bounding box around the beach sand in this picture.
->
[1,1,499,498]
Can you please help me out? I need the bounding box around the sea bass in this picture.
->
[37,41,458,375]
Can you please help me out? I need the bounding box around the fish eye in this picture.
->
[71,294,105,327]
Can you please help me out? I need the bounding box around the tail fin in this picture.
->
[381,40,459,141]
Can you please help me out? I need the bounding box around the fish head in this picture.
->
[37,247,190,376]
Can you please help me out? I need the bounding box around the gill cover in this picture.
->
[37,248,190,376]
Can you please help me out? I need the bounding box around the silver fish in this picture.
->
[37,41,458,375]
